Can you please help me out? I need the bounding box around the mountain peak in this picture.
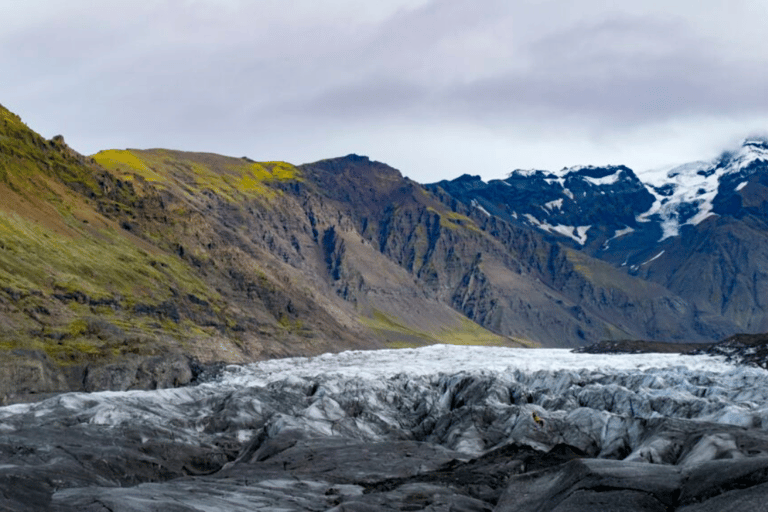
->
[742,137,768,150]
[564,164,632,179]
[342,153,370,162]
[508,169,551,178]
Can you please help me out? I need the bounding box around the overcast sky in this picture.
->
[2,0,767,182]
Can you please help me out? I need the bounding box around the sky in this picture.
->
[2,0,768,183]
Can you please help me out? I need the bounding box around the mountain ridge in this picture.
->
[432,137,768,336]
[0,102,765,400]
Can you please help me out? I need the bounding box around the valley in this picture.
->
[2,103,768,401]
[2,103,768,511]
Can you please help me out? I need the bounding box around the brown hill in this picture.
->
[0,106,517,402]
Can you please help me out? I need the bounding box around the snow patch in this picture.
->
[471,199,491,216]
[642,250,665,266]
[510,169,541,177]
[543,199,563,211]
[736,181,748,191]
[583,172,621,186]
[536,222,591,245]
[603,226,635,250]
[612,226,635,239]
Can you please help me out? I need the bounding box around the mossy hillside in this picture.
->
[0,317,199,366]
[0,209,214,302]
[92,149,166,183]
[360,308,530,348]
[0,206,233,366]
[92,149,302,203]
[426,206,482,234]
[1,105,102,199]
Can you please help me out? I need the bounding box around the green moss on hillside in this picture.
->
[360,308,528,348]
[93,149,166,182]
[1,106,102,199]
[0,210,214,303]
[427,207,481,233]
[92,149,302,202]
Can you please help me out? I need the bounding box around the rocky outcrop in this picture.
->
[693,332,768,369]
[0,351,203,405]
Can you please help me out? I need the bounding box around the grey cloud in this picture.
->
[248,6,768,131]
[2,0,768,182]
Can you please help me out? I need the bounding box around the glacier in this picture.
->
[3,345,768,510]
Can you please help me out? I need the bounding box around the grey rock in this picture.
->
[495,458,681,511]
[83,354,194,391]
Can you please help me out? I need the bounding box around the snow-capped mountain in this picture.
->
[435,138,768,250]
[438,164,655,246]
[429,138,768,334]
[639,138,768,240]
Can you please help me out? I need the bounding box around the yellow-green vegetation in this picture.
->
[278,314,306,334]
[0,329,155,365]
[92,149,302,203]
[360,309,435,345]
[1,106,101,199]
[92,149,166,182]
[0,210,214,303]
[361,309,529,348]
[427,207,481,234]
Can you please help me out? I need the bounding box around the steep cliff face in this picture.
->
[300,156,729,347]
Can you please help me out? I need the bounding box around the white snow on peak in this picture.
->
[582,172,621,186]
[544,178,565,188]
[638,161,710,188]
[510,169,543,177]
[636,140,768,241]
[636,160,713,240]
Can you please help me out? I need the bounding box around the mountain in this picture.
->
[0,102,763,399]
[430,138,768,335]
[0,104,520,401]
